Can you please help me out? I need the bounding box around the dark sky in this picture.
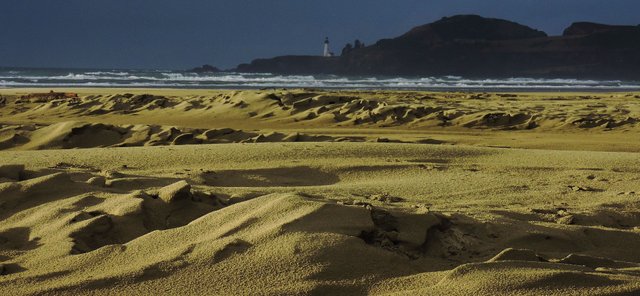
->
[1,0,638,70]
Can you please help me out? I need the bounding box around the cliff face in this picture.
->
[563,22,639,36]
[233,15,640,79]
[235,56,341,75]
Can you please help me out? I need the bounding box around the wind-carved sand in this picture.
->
[0,88,639,295]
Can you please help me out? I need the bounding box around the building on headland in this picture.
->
[323,37,334,57]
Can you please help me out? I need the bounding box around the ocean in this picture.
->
[1,67,639,91]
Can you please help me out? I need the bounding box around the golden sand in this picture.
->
[0,88,639,295]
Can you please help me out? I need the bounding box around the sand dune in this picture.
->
[3,90,639,131]
[2,89,639,152]
[0,88,639,295]
[0,121,371,150]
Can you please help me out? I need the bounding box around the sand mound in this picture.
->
[488,248,547,262]
[0,171,223,260]
[461,112,537,129]
[0,170,436,294]
[425,260,638,295]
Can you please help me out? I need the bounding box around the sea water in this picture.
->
[1,67,639,91]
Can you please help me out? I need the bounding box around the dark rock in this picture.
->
[563,22,638,36]
[189,64,220,73]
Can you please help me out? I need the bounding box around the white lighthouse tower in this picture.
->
[323,37,332,57]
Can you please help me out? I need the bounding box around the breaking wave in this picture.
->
[0,68,639,91]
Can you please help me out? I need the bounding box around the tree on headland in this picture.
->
[341,39,366,56]
[341,43,353,56]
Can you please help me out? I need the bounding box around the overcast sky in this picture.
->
[1,0,638,69]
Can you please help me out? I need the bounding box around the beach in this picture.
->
[1,88,639,295]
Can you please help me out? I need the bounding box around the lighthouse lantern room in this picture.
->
[323,37,333,57]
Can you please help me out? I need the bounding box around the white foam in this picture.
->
[0,69,638,90]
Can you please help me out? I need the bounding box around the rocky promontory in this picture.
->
[233,15,640,79]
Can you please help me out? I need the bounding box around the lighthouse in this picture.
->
[323,37,332,57]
